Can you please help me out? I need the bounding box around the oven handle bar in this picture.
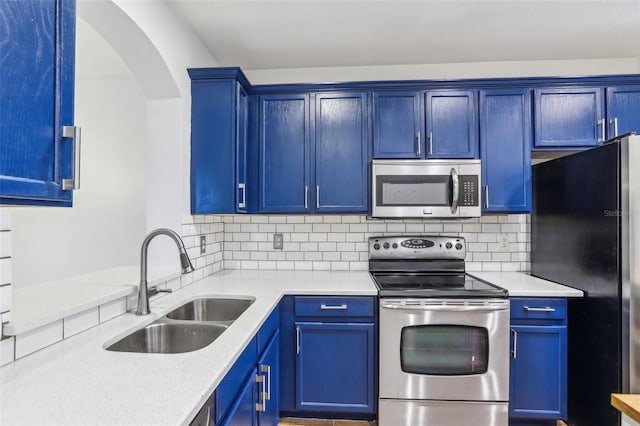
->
[380,300,509,312]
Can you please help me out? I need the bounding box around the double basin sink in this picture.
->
[106,297,255,354]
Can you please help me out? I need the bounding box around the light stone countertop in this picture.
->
[468,271,584,297]
[0,269,377,426]
[0,269,582,425]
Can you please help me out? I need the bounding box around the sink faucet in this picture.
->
[136,228,195,315]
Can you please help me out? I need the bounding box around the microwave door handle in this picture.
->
[450,168,459,214]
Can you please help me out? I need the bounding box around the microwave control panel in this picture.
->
[459,175,479,206]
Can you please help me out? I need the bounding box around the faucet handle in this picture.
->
[148,285,173,297]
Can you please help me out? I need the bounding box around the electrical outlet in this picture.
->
[273,233,283,250]
[499,234,510,252]
[200,235,206,255]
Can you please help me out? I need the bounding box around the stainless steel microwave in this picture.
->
[371,159,481,218]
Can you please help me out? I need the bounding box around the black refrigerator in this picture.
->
[531,134,640,426]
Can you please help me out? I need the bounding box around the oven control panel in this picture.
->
[369,235,466,260]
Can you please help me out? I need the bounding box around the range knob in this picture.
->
[392,243,398,249]
[455,243,463,250]
[383,242,390,249]
[445,242,453,249]
[373,243,380,250]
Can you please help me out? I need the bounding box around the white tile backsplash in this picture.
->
[0,257,11,286]
[0,284,13,313]
[63,308,100,338]
[0,336,15,366]
[221,214,531,272]
[15,320,63,359]
[99,297,127,323]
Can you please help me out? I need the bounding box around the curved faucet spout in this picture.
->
[136,228,194,315]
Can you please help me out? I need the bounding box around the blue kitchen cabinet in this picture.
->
[314,92,369,212]
[189,69,251,214]
[533,87,605,148]
[425,90,478,158]
[480,89,532,213]
[0,0,78,206]
[280,296,377,419]
[215,307,280,426]
[509,298,568,424]
[259,94,310,213]
[295,322,375,413]
[606,85,640,138]
[372,91,422,158]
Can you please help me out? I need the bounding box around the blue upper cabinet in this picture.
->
[425,90,479,158]
[606,85,640,138]
[372,91,422,158]
[0,0,77,206]
[480,89,532,213]
[533,87,605,148]
[314,92,369,213]
[189,68,252,214]
[259,94,311,213]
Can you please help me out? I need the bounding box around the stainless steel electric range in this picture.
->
[369,235,510,426]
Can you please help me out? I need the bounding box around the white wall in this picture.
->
[245,57,640,84]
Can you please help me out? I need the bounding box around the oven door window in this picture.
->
[376,175,451,206]
[400,325,489,375]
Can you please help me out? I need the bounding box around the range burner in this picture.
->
[369,236,508,298]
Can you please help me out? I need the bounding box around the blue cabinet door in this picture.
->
[534,87,605,148]
[606,85,640,138]
[236,84,249,213]
[372,91,422,158]
[509,325,568,420]
[0,0,76,206]
[295,322,375,414]
[257,330,279,426]
[314,92,369,213]
[425,90,478,158]
[480,89,532,213]
[219,367,257,426]
[259,94,310,213]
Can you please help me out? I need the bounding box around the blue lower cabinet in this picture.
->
[509,298,568,424]
[257,331,280,426]
[295,322,375,414]
[219,367,258,426]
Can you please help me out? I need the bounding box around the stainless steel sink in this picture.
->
[105,322,226,354]
[165,297,254,323]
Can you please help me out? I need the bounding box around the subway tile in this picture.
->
[341,252,359,261]
[368,223,386,233]
[225,224,241,232]
[286,251,304,261]
[0,210,11,231]
[405,223,425,232]
[64,308,99,338]
[331,224,350,232]
[473,252,492,262]
[241,242,259,251]
[250,251,268,261]
[309,233,328,242]
[268,252,286,261]
[15,321,63,359]
[462,223,482,233]
[346,233,365,242]
[290,233,309,242]
[386,223,406,232]
[258,242,273,251]
[299,242,318,252]
[234,216,251,223]
[500,224,520,233]
[99,298,127,323]
[294,262,313,270]
[424,223,443,233]
[482,263,502,272]
[283,242,300,251]
[304,252,323,261]
[225,260,241,269]
[241,260,259,269]
[312,224,331,233]
[480,216,499,223]
[492,252,511,262]
[322,252,340,261]
[327,233,346,242]
[0,231,11,258]
[250,216,269,223]
[233,251,250,260]
[258,261,276,270]
[331,262,350,271]
[0,257,12,286]
[0,336,15,366]
[258,224,276,233]
[349,224,367,232]
[481,224,501,233]
[0,283,11,313]
[276,224,295,233]
[304,216,324,223]
[318,242,337,252]
[501,262,522,272]
[468,242,488,252]
[250,233,268,242]
[268,216,287,224]
[323,215,342,223]
[277,261,295,270]
[312,261,331,271]
[294,224,313,232]
[286,216,305,224]
[336,242,355,251]
[478,233,498,243]
[349,262,368,271]
[341,216,361,223]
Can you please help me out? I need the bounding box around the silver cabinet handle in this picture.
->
[320,303,347,310]
[238,183,246,209]
[511,329,517,359]
[524,306,556,312]
[260,364,271,400]
[450,168,459,214]
[484,185,489,209]
[428,132,433,156]
[597,118,606,142]
[62,126,81,190]
[304,186,308,210]
[316,185,320,209]
[255,374,266,412]
[610,117,619,137]
[296,326,300,354]
[416,132,421,157]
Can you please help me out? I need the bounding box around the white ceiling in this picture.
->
[166,0,640,70]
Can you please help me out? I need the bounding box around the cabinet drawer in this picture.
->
[510,298,566,321]
[215,336,258,423]
[294,296,374,318]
